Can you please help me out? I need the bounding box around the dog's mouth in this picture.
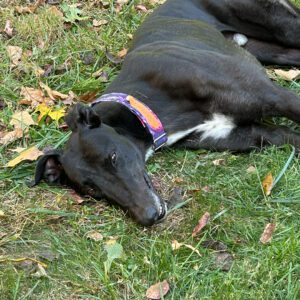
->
[157,201,167,222]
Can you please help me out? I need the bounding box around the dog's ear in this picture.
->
[65,103,101,132]
[29,150,65,187]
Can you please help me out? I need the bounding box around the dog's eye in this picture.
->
[110,152,117,165]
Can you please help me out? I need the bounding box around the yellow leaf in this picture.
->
[9,110,36,129]
[48,107,65,122]
[6,146,43,167]
[262,172,274,196]
[7,45,22,67]
[35,103,51,122]
[0,210,5,217]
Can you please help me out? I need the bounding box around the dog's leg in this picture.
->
[175,123,300,151]
[208,0,300,48]
[224,33,300,66]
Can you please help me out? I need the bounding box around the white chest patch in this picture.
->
[145,114,235,161]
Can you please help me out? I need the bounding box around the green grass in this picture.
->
[1,1,300,299]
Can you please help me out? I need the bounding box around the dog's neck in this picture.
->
[92,101,154,159]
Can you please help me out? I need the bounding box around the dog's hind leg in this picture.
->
[210,0,300,48]
[224,33,300,66]
[175,123,300,152]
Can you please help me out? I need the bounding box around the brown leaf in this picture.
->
[192,212,210,237]
[68,190,85,204]
[105,50,123,64]
[39,82,69,101]
[93,19,108,27]
[86,230,103,241]
[7,45,23,67]
[135,4,148,12]
[79,91,98,103]
[6,146,43,167]
[171,240,182,250]
[201,240,228,251]
[171,240,201,256]
[47,5,64,18]
[0,128,23,145]
[260,223,276,244]
[62,91,77,105]
[9,110,36,129]
[4,20,13,37]
[262,172,274,196]
[92,69,109,82]
[146,280,170,300]
[15,6,36,14]
[212,159,225,166]
[15,0,44,14]
[214,252,233,271]
[117,48,128,59]
[274,69,300,81]
[19,86,47,107]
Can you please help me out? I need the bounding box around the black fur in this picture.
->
[34,0,300,226]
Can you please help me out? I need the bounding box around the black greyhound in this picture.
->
[33,0,300,226]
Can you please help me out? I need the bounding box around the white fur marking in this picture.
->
[166,114,236,147]
[196,114,236,141]
[233,33,248,47]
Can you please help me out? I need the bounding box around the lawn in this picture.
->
[0,0,300,299]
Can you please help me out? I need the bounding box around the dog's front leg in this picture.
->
[174,124,300,152]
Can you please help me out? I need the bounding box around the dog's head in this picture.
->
[33,104,166,226]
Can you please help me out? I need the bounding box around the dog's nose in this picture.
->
[138,207,159,226]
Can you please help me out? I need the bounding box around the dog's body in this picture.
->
[34,0,300,225]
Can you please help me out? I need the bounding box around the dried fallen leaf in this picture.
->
[39,82,69,101]
[171,240,182,250]
[117,48,128,59]
[20,86,45,107]
[7,45,22,67]
[146,280,170,300]
[192,212,210,237]
[68,190,85,204]
[79,91,98,103]
[0,128,23,145]
[274,69,300,81]
[31,263,48,278]
[47,5,64,18]
[262,172,274,196]
[6,146,43,167]
[214,252,233,271]
[212,159,225,166]
[172,240,202,257]
[201,240,228,251]
[86,230,103,241]
[260,223,276,244]
[10,110,36,129]
[247,165,256,173]
[136,4,148,12]
[4,20,13,37]
[93,19,108,27]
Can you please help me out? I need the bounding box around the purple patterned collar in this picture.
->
[91,93,168,151]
